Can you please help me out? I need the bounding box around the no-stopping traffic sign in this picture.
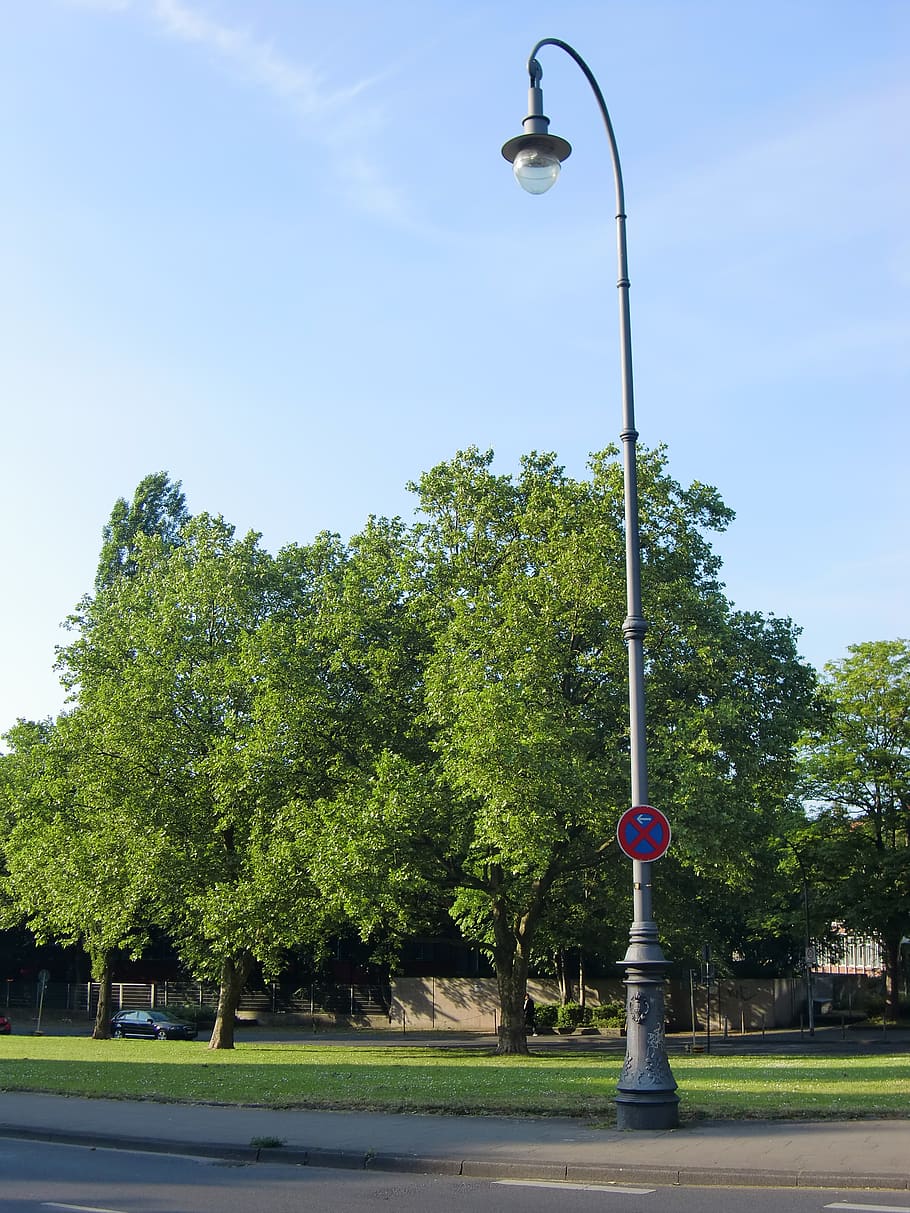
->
[616,805,671,861]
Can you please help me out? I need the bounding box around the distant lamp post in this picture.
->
[502,39,679,1130]
[784,838,815,1037]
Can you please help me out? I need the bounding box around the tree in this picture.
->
[95,471,189,591]
[59,513,330,1047]
[1,471,189,1037]
[311,447,817,1053]
[800,640,910,1015]
[0,715,158,1038]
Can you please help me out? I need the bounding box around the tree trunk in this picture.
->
[91,948,113,1040]
[578,949,587,1009]
[209,953,252,1049]
[555,948,570,1005]
[491,901,530,1055]
[487,866,556,1054]
[494,956,530,1054]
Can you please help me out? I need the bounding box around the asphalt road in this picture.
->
[2,1139,910,1213]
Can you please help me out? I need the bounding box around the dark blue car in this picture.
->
[110,1009,198,1040]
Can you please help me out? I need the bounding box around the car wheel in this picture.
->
[156,1028,168,1039]
[112,1027,123,1038]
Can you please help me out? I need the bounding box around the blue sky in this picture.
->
[1,0,907,734]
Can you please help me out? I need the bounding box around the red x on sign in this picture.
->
[616,805,672,861]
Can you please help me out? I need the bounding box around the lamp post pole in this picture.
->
[502,39,679,1130]
[784,838,815,1037]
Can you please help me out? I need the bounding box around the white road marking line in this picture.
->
[42,1204,131,1213]
[824,1204,910,1213]
[494,1180,655,1194]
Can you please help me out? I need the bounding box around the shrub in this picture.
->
[534,1003,558,1029]
[164,1003,216,1027]
[591,1000,625,1028]
[556,1002,591,1030]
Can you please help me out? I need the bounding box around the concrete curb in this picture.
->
[1,1125,908,1191]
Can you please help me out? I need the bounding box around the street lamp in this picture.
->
[503,39,679,1131]
[784,837,815,1037]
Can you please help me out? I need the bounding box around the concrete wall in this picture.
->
[389,976,813,1032]
[390,977,626,1032]
[681,977,802,1032]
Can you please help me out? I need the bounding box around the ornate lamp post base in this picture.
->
[616,944,679,1130]
[616,1091,680,1132]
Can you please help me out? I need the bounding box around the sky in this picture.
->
[1,0,908,736]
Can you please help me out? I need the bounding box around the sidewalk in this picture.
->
[1,1091,908,1191]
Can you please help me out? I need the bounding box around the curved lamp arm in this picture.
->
[502,39,645,812]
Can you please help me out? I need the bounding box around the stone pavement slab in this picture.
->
[0,1092,908,1190]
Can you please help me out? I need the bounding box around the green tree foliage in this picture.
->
[800,640,910,1014]
[255,521,443,954]
[95,471,189,591]
[2,454,818,1050]
[0,714,158,1038]
[309,448,816,1053]
[60,513,331,1047]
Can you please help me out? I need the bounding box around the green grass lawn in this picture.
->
[1,1037,907,1122]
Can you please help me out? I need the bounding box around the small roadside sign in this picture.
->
[34,969,50,1037]
[616,805,671,861]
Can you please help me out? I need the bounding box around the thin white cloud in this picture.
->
[147,0,415,225]
[151,0,375,118]
[67,0,416,226]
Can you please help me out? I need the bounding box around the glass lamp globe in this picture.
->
[512,146,561,194]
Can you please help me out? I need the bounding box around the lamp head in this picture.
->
[501,56,571,194]
[501,132,572,194]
